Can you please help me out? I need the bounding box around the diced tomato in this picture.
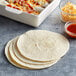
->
[7,4,12,7]
[16,8,20,10]
[13,6,16,8]
[14,1,17,3]
[29,5,33,10]
[25,3,33,10]
[21,1,23,5]
[36,3,39,5]
[13,6,20,10]
[28,11,33,13]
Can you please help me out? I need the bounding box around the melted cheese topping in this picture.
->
[6,0,49,15]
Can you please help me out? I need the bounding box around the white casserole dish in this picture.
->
[0,0,61,27]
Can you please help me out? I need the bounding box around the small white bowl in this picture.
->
[65,21,76,38]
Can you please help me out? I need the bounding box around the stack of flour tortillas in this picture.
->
[5,30,70,69]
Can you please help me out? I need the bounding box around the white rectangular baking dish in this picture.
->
[0,0,61,27]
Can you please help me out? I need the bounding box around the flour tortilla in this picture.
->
[8,37,60,69]
[12,37,54,65]
[17,30,70,62]
[5,38,27,69]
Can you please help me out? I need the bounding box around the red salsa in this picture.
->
[67,24,76,34]
[66,23,76,38]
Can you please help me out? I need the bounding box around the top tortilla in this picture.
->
[17,30,70,62]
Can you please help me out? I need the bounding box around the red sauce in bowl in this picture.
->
[66,23,76,38]
[67,24,76,34]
